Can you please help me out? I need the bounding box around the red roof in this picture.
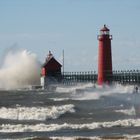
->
[42,57,62,70]
[100,24,110,31]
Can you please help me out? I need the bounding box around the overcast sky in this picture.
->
[0,0,140,71]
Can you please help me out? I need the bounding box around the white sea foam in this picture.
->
[0,104,75,121]
[55,83,134,100]
[50,136,100,140]
[1,118,140,133]
[50,98,70,101]
[4,135,140,140]
[50,135,140,140]
[124,134,140,139]
[78,84,135,100]
[0,49,41,89]
[115,106,136,116]
[55,83,94,93]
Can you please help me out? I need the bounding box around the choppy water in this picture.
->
[0,83,140,139]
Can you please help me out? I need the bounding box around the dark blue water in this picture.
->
[0,83,140,139]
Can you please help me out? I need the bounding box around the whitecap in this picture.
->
[115,106,136,116]
[0,104,75,121]
[1,118,140,133]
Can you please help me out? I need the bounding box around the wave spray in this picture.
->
[0,49,41,89]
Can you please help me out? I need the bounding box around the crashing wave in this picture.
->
[0,104,75,121]
[1,118,140,133]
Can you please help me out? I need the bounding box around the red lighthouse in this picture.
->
[97,25,113,85]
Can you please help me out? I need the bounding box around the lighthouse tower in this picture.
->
[97,25,113,85]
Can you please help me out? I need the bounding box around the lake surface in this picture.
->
[0,83,140,140]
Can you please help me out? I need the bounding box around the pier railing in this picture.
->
[111,70,140,85]
[61,70,140,85]
[62,71,97,84]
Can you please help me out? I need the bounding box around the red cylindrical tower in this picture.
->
[97,25,112,85]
